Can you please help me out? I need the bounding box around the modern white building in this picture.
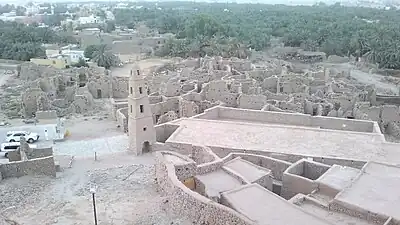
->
[47,44,87,65]
[63,51,85,64]
[78,15,101,24]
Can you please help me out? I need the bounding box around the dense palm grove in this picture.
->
[0,21,76,61]
[114,2,400,69]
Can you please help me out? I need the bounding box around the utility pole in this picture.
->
[90,185,98,225]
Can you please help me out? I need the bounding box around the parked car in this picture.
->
[0,142,37,158]
[5,131,40,143]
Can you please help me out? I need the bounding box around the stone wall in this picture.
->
[376,95,400,105]
[27,147,53,159]
[330,193,389,225]
[222,153,291,180]
[281,159,330,199]
[207,146,367,169]
[116,107,128,132]
[191,145,220,164]
[155,123,180,143]
[154,151,255,225]
[36,110,57,119]
[110,98,128,119]
[87,75,112,98]
[112,41,144,54]
[8,146,54,162]
[216,106,377,133]
[0,156,56,179]
[190,107,219,120]
[237,94,267,110]
[112,77,129,98]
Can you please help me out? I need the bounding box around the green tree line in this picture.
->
[114,2,400,69]
[0,21,77,61]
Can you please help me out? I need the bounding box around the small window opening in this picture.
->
[139,87,143,94]
[130,105,132,113]
[140,105,144,113]
[136,70,140,75]
[130,87,133,94]
[143,127,147,131]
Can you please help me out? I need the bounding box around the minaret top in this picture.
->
[130,64,144,81]
[129,64,147,99]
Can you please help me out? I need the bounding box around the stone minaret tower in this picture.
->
[128,64,156,155]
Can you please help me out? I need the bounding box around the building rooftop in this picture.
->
[334,162,400,220]
[155,106,400,225]
[166,107,400,164]
[221,183,333,225]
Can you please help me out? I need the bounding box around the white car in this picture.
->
[0,142,37,158]
[5,131,40,143]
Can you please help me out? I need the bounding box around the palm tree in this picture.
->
[91,44,118,69]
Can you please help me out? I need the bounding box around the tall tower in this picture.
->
[128,64,156,155]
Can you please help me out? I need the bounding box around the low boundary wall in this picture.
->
[0,156,56,179]
[216,106,377,133]
[36,110,57,119]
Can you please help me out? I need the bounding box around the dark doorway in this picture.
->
[155,114,160,123]
[97,89,102,98]
[142,141,150,153]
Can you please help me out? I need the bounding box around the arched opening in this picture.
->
[142,141,150,153]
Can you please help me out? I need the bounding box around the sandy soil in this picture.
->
[0,152,193,225]
[322,62,399,95]
[111,58,173,77]
[64,114,121,141]
[349,69,398,94]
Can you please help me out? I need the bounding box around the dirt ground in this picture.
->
[0,152,193,225]
[63,116,121,141]
[111,58,173,77]
[321,62,399,95]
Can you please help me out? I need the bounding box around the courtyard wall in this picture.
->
[0,156,56,179]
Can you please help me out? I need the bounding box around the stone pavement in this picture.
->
[53,135,128,158]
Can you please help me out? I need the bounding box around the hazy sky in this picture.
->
[0,0,379,7]
[0,0,336,4]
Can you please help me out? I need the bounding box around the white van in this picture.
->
[0,142,37,158]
